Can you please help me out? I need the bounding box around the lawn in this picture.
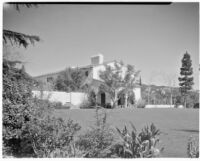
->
[54,108,199,158]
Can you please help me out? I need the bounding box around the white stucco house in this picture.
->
[34,54,141,108]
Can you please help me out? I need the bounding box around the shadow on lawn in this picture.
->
[172,129,199,133]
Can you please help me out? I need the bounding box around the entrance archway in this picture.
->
[101,92,106,106]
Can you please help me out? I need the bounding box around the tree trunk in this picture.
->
[124,93,128,108]
[184,96,187,108]
[170,88,173,106]
[113,91,118,108]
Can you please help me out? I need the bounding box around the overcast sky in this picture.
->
[3,3,199,89]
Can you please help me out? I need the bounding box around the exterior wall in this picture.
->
[32,90,87,108]
[145,105,175,108]
[35,72,60,84]
[91,54,104,66]
[70,92,88,106]
[133,87,141,101]
[92,62,141,103]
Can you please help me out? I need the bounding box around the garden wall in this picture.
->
[32,90,87,108]
[145,104,175,108]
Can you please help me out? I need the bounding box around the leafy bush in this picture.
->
[80,90,98,109]
[87,90,97,107]
[110,123,163,158]
[187,136,199,158]
[3,60,81,158]
[193,103,199,109]
[76,109,114,157]
[3,60,35,157]
[136,99,146,108]
[27,104,81,157]
[79,100,93,109]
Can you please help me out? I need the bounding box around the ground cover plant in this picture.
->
[187,136,199,158]
[110,123,163,158]
[76,109,115,157]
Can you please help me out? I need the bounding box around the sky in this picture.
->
[3,3,199,89]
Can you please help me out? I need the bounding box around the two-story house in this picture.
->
[34,54,141,107]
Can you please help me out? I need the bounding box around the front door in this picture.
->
[101,93,106,106]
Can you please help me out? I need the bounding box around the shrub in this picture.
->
[76,109,114,157]
[187,136,199,158]
[79,100,93,109]
[193,103,199,109]
[3,60,35,157]
[87,90,97,106]
[136,99,146,108]
[27,105,81,157]
[3,60,81,158]
[110,123,163,158]
[105,103,112,109]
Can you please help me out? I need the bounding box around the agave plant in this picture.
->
[111,123,163,158]
[187,136,199,158]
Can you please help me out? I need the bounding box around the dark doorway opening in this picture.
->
[101,93,106,106]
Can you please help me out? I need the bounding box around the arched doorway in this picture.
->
[101,92,106,106]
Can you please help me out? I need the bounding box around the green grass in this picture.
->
[54,108,199,158]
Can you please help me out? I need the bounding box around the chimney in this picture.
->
[91,54,104,66]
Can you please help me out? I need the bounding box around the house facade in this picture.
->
[34,54,141,108]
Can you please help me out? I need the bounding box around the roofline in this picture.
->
[34,70,63,78]
[33,60,129,78]
[78,60,117,69]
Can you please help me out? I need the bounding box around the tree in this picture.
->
[99,62,139,108]
[178,52,194,108]
[54,67,85,92]
[120,64,140,107]
[3,4,40,48]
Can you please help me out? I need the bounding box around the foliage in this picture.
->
[87,90,97,107]
[3,4,39,48]
[127,92,136,106]
[27,100,81,157]
[99,62,139,108]
[141,84,198,108]
[79,100,93,109]
[11,3,38,11]
[3,60,81,157]
[80,89,98,109]
[187,136,199,158]
[54,67,85,92]
[178,52,194,107]
[142,85,172,105]
[3,30,40,48]
[186,91,199,108]
[3,59,36,157]
[111,123,163,158]
[76,109,115,157]
[136,99,146,108]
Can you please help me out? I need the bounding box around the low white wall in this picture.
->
[32,91,87,108]
[71,92,88,106]
[145,104,175,108]
[133,87,141,101]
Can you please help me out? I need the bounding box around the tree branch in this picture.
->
[3,29,40,48]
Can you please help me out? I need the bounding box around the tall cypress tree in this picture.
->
[178,51,194,108]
